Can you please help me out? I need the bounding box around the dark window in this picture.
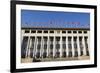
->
[50,37,53,41]
[67,31,71,33]
[68,51,72,57]
[56,51,60,58]
[25,30,29,33]
[44,31,48,33]
[37,37,41,50]
[44,37,47,49]
[86,51,89,56]
[36,52,40,58]
[78,31,82,33]
[56,37,60,41]
[84,31,87,34]
[44,45,47,49]
[62,37,66,49]
[21,37,28,58]
[43,52,47,58]
[56,44,60,49]
[68,37,72,49]
[50,37,54,49]
[62,51,66,57]
[31,30,36,33]
[50,52,53,57]
[50,31,54,33]
[63,44,66,49]
[80,51,83,56]
[74,51,78,57]
[50,44,53,49]
[74,37,77,49]
[37,44,41,50]
[37,31,42,33]
[79,37,84,56]
[73,31,77,33]
[62,31,66,33]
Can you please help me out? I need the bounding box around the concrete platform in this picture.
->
[21,56,90,63]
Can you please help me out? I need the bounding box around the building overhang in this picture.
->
[21,27,90,30]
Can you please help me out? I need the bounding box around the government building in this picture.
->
[21,27,90,63]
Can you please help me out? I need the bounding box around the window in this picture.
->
[43,52,47,58]
[67,31,71,33]
[36,52,40,58]
[68,37,72,50]
[73,31,77,33]
[56,51,60,58]
[21,37,28,58]
[62,37,66,49]
[56,37,60,49]
[79,37,83,56]
[44,37,48,49]
[50,37,54,49]
[57,30,60,33]
[62,51,66,57]
[37,31,42,33]
[44,31,48,33]
[31,30,36,33]
[62,31,66,33]
[84,31,87,34]
[74,51,78,57]
[68,51,72,57]
[50,51,53,57]
[25,30,30,33]
[78,31,82,33]
[74,37,77,49]
[37,37,41,50]
[50,31,54,33]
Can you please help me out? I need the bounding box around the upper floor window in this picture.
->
[44,31,48,33]
[37,30,42,33]
[84,31,87,34]
[25,30,30,33]
[73,31,77,33]
[62,31,66,33]
[57,30,60,33]
[31,30,36,33]
[50,31,54,33]
[67,31,71,33]
[78,31,82,33]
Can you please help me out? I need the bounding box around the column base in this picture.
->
[21,57,33,63]
[21,56,90,63]
[78,55,90,60]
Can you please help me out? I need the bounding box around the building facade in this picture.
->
[21,28,90,63]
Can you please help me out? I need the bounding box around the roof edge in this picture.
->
[21,27,90,30]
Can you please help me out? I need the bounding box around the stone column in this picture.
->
[35,37,38,58]
[26,37,30,57]
[87,37,90,56]
[82,37,86,56]
[33,37,36,58]
[53,36,55,58]
[47,36,49,57]
[60,36,62,57]
[40,36,43,58]
[28,37,32,57]
[41,37,44,59]
[77,36,80,57]
[71,36,74,57]
[66,36,68,57]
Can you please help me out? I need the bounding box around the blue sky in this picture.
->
[21,10,90,28]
